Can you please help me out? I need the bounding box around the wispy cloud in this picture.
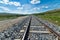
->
[0,6,10,11]
[17,7,23,10]
[0,0,21,6]
[0,0,60,14]
[30,0,40,4]
[22,4,32,10]
[8,2,21,6]
[42,6,49,8]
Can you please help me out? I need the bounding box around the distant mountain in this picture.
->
[33,9,60,26]
[44,9,60,14]
[33,9,60,15]
[0,13,18,15]
[0,13,26,16]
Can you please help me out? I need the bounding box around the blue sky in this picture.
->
[0,0,60,14]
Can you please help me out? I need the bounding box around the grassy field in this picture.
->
[0,13,25,21]
[34,9,60,26]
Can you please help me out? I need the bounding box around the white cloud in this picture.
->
[9,2,21,6]
[17,7,23,10]
[45,6,49,8]
[9,10,21,14]
[0,6,10,11]
[0,0,9,4]
[30,0,40,4]
[9,10,30,14]
[42,6,49,8]
[0,6,22,14]
[13,2,21,6]
[0,1,3,3]
[3,0,9,3]
[17,4,32,11]
[33,7,40,10]
[22,4,32,10]
[0,0,21,6]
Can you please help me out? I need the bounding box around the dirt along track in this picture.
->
[21,16,60,40]
[0,15,60,40]
[0,16,28,32]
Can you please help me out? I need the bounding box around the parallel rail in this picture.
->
[0,16,30,40]
[35,16,60,39]
[22,16,32,40]
[22,16,60,40]
[0,16,60,40]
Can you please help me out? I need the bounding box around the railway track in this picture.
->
[0,16,60,40]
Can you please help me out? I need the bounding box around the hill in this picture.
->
[34,9,60,26]
[0,13,25,21]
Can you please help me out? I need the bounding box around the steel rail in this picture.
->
[0,16,30,40]
[35,16,60,39]
[22,16,32,40]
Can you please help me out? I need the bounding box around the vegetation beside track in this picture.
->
[34,9,60,26]
[0,13,25,20]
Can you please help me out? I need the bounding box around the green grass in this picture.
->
[0,13,25,21]
[34,9,60,26]
[0,16,17,20]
